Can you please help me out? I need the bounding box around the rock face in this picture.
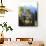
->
[0,32,4,44]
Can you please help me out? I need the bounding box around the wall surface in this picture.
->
[0,0,46,45]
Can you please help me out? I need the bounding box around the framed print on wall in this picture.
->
[18,1,38,26]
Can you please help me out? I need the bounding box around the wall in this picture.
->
[0,0,46,45]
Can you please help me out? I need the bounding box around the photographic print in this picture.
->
[18,2,38,26]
